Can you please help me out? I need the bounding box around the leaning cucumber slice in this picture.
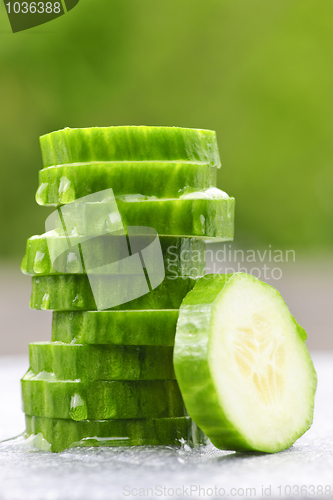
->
[22,234,206,278]
[52,310,179,345]
[174,273,317,453]
[25,415,206,453]
[50,194,235,239]
[36,161,218,205]
[22,374,185,420]
[40,126,221,168]
[30,275,197,311]
[29,342,175,380]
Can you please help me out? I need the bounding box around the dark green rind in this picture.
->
[21,235,206,278]
[40,126,221,168]
[30,275,197,311]
[22,375,186,420]
[52,310,179,346]
[118,198,234,239]
[36,161,218,205]
[50,198,235,239]
[174,274,248,451]
[29,343,175,380]
[173,273,317,454]
[25,415,206,453]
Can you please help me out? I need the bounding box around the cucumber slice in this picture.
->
[118,195,234,239]
[30,275,197,311]
[40,126,221,168]
[174,273,317,453]
[49,195,235,239]
[29,342,175,380]
[36,161,218,205]
[22,234,205,278]
[25,415,206,452]
[22,373,186,420]
[52,310,179,346]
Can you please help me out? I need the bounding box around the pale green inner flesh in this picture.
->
[209,275,314,450]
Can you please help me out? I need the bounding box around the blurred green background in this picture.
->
[0,0,332,355]
[0,0,332,258]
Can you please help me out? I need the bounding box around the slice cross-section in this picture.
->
[25,415,206,453]
[52,310,179,345]
[30,275,198,311]
[40,126,221,168]
[174,273,317,453]
[36,161,218,205]
[29,342,175,380]
[22,234,206,278]
[22,374,186,420]
[47,195,235,239]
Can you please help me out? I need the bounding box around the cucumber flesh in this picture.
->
[25,415,206,452]
[29,342,175,380]
[21,234,206,278]
[48,195,235,239]
[52,310,179,345]
[174,273,317,453]
[22,373,186,420]
[36,161,218,205]
[30,275,197,311]
[40,126,221,168]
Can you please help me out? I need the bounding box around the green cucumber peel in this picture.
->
[48,196,235,239]
[40,126,221,168]
[52,310,179,346]
[36,161,218,205]
[30,275,198,311]
[22,234,206,278]
[25,415,206,453]
[29,342,175,381]
[174,273,317,453]
[22,374,186,420]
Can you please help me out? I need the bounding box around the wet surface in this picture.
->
[0,353,332,500]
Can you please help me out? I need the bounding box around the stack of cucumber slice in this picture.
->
[22,125,315,454]
[22,126,235,452]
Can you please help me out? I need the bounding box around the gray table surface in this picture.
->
[0,353,332,500]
